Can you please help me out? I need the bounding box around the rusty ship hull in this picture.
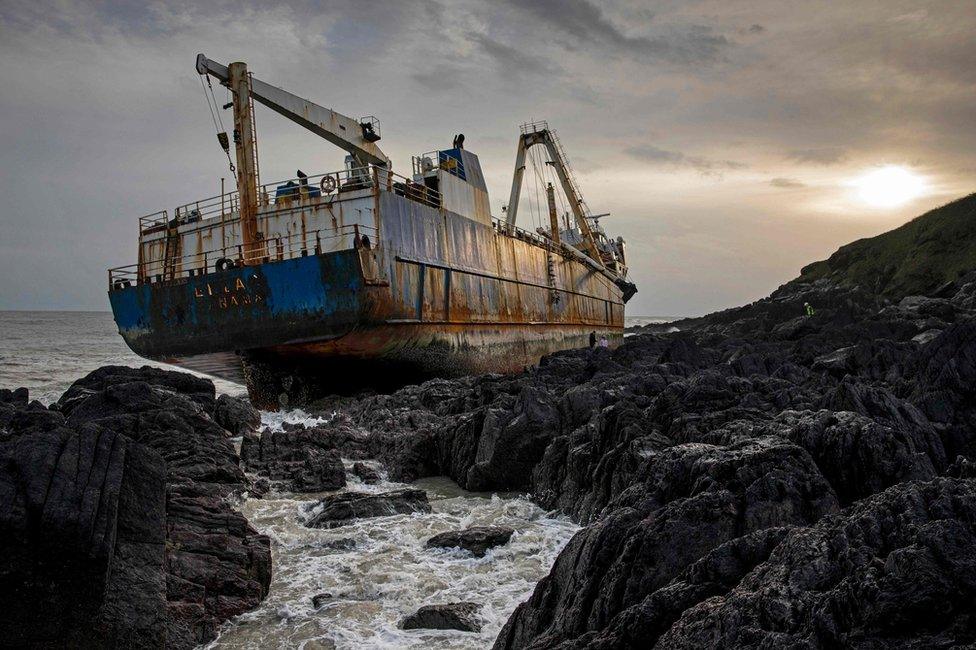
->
[109,57,634,407]
[110,164,629,407]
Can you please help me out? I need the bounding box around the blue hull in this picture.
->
[109,249,373,359]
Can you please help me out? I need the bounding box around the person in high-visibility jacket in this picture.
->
[804,302,815,317]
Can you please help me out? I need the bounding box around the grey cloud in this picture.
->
[770,177,805,188]
[468,32,551,76]
[787,148,848,165]
[626,145,684,164]
[411,63,468,92]
[626,144,747,176]
[501,0,728,64]
[2,0,976,318]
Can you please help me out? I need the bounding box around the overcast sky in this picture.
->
[1,0,974,316]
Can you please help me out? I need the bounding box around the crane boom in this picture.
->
[506,124,603,266]
[195,54,389,168]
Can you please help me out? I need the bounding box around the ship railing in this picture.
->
[519,120,549,135]
[411,150,466,181]
[139,168,440,236]
[491,217,557,250]
[374,167,441,209]
[109,223,378,290]
[138,210,171,235]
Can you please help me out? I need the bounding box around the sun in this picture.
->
[852,165,926,208]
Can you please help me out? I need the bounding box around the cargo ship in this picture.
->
[108,55,636,408]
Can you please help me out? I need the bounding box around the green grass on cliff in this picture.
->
[793,193,976,299]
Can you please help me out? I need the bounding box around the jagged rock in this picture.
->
[249,476,271,497]
[241,429,346,492]
[0,367,271,649]
[426,525,515,557]
[0,387,28,406]
[214,393,261,436]
[57,365,216,414]
[311,593,332,609]
[495,437,838,649]
[657,479,976,649]
[311,583,373,607]
[267,447,346,492]
[0,422,168,647]
[304,489,431,529]
[400,602,482,632]
[352,461,381,484]
[270,250,974,648]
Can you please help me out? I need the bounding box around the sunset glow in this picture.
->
[852,166,927,208]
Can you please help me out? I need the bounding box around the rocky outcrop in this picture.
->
[657,478,976,649]
[352,461,381,484]
[258,259,976,648]
[400,602,482,632]
[426,525,515,557]
[214,393,261,436]
[304,488,431,529]
[0,367,271,649]
[241,429,346,492]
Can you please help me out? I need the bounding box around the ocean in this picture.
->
[0,310,245,404]
[0,310,673,649]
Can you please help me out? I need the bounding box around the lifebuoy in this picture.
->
[320,175,337,193]
[112,280,131,291]
[215,257,234,272]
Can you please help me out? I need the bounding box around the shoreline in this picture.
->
[3,202,976,646]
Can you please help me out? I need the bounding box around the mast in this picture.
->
[546,182,560,245]
[228,62,262,263]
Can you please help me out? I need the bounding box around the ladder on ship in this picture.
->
[546,127,593,220]
[245,72,261,192]
[161,218,182,281]
[546,249,560,305]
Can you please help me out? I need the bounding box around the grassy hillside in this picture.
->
[793,193,976,299]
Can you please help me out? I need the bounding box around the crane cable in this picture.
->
[199,73,236,174]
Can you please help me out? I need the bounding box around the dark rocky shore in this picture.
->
[2,194,975,648]
[254,195,976,647]
[0,367,270,648]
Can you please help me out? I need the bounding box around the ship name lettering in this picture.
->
[194,276,263,309]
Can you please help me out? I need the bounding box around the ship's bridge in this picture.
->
[411,147,491,226]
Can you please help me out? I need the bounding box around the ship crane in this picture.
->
[195,53,389,263]
[506,122,636,300]
[505,122,604,267]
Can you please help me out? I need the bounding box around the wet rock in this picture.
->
[400,602,482,632]
[56,364,216,414]
[274,448,346,492]
[495,437,838,649]
[426,525,515,557]
[311,593,333,609]
[321,537,357,551]
[352,461,381,484]
[304,489,431,529]
[658,478,976,649]
[214,393,261,436]
[0,386,29,406]
[0,422,167,648]
[311,584,373,607]
[0,367,271,649]
[241,429,347,492]
[249,476,271,497]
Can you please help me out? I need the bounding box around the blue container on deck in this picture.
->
[275,181,321,200]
